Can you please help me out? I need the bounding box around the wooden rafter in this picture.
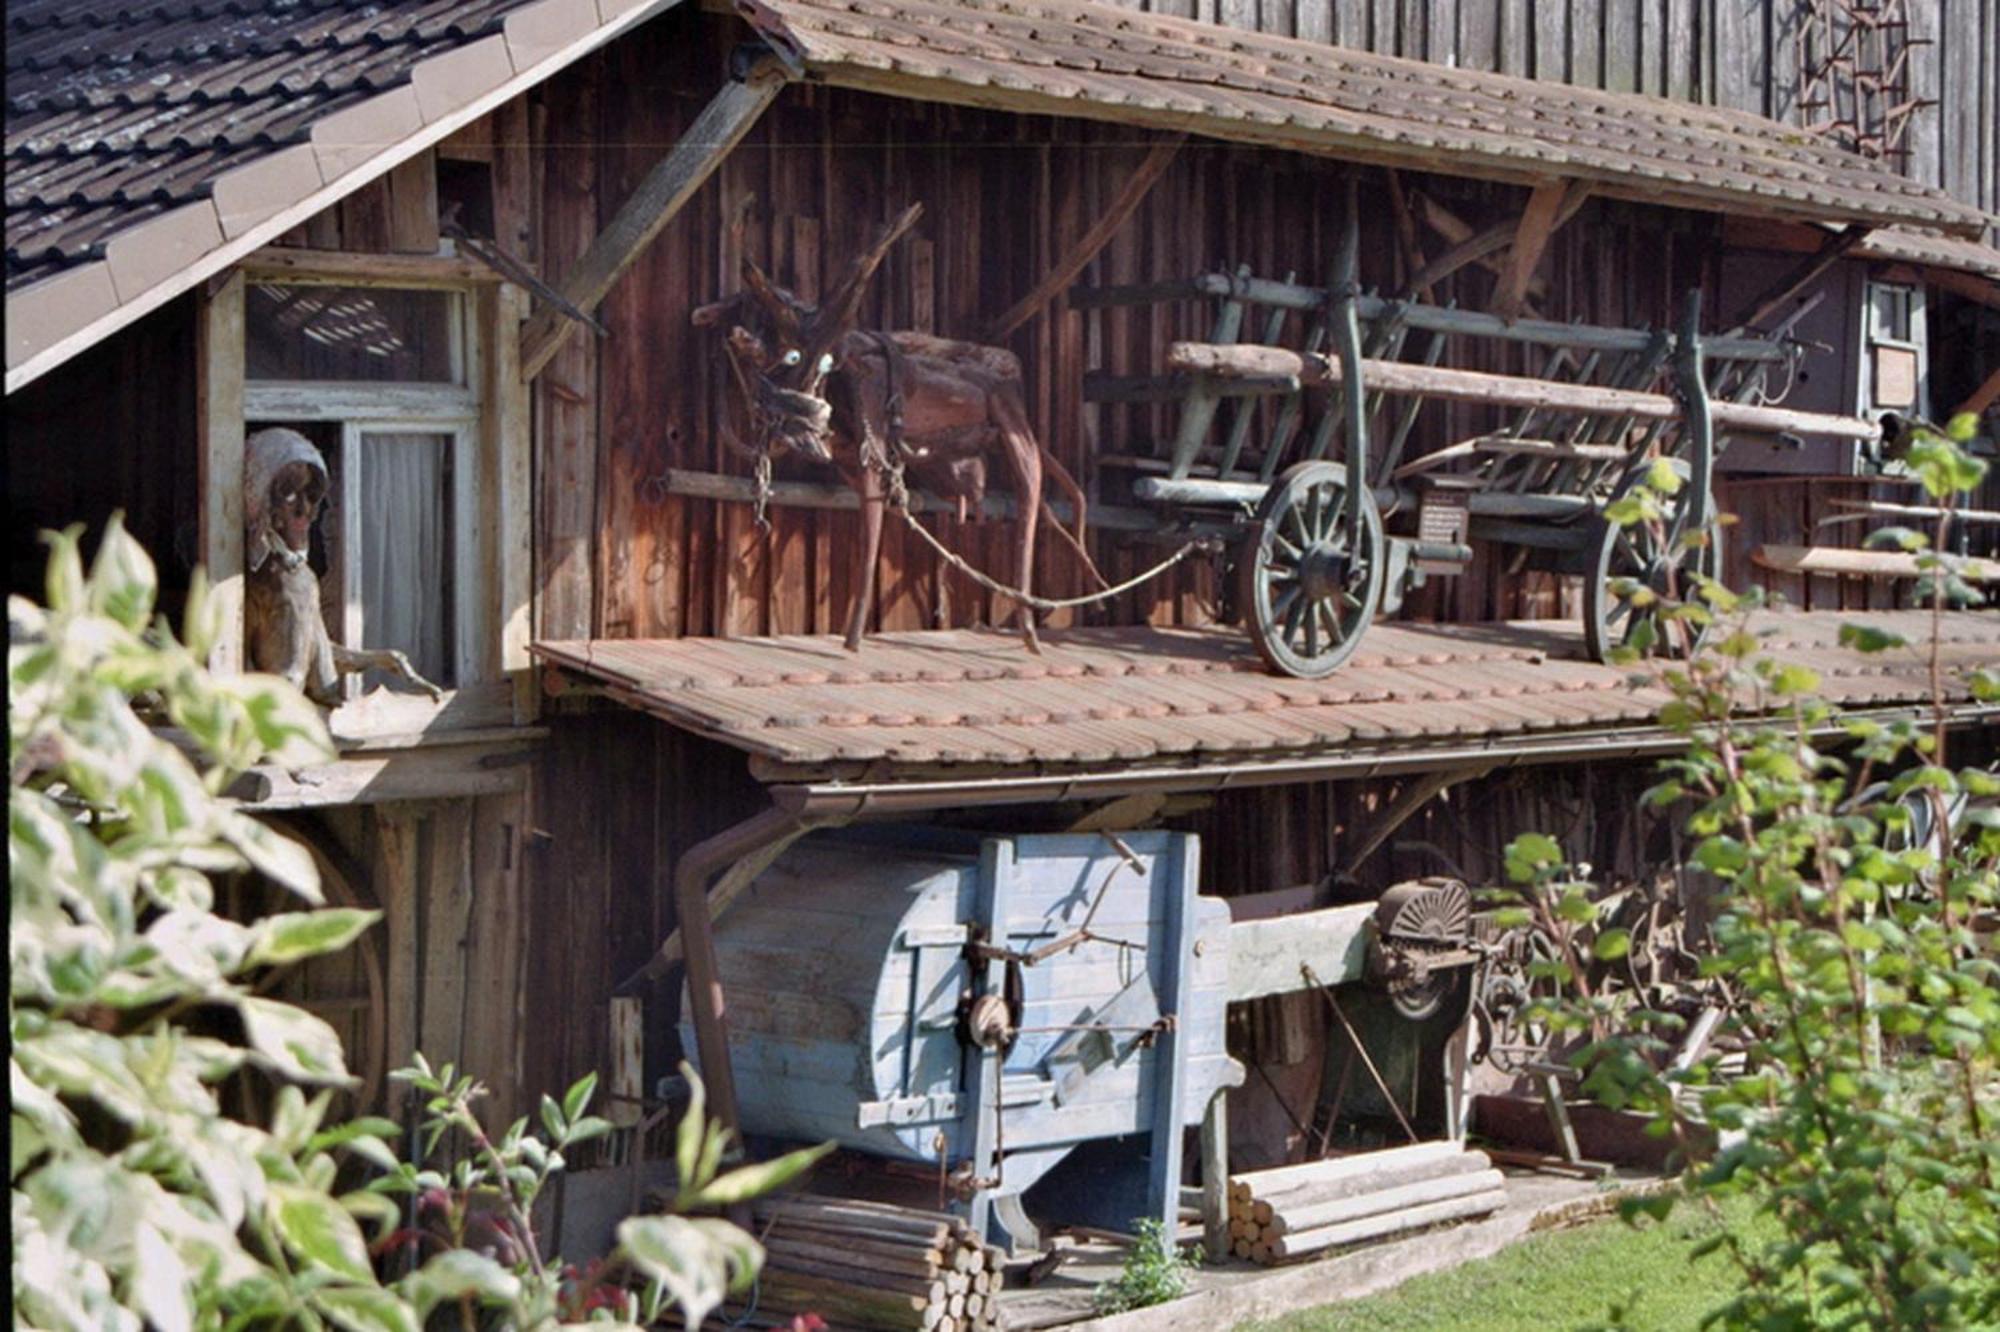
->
[981,133,1184,342]
[1402,183,1587,305]
[1491,180,1576,322]
[1724,223,1872,332]
[519,60,787,380]
[1958,363,2000,419]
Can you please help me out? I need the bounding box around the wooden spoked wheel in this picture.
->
[1240,461,1385,679]
[1582,480,1720,664]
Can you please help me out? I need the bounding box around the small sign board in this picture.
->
[1416,490,1470,574]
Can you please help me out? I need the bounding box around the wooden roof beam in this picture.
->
[1724,222,1872,333]
[1492,180,1587,322]
[520,57,788,381]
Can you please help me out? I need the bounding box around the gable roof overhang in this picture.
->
[737,0,1991,245]
[5,0,688,394]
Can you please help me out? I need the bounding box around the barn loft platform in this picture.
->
[535,609,2000,792]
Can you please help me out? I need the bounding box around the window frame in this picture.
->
[203,249,533,743]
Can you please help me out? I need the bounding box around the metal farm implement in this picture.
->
[1077,214,1881,678]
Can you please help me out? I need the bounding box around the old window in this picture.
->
[245,282,480,697]
[1862,279,1926,414]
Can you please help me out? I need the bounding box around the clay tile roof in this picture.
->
[736,0,1990,243]
[7,0,518,292]
[532,610,2000,780]
[6,0,679,392]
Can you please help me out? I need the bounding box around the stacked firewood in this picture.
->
[1226,1141,1506,1265]
[732,1196,1004,1331]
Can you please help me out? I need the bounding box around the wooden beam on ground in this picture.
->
[983,133,1183,343]
[1725,223,1871,332]
[1168,341,1885,440]
[1491,181,1576,322]
[1753,544,1995,581]
[520,61,786,380]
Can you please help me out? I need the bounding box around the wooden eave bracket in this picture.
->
[518,55,790,380]
[1491,179,1589,322]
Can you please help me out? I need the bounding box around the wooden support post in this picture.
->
[520,62,786,380]
[1724,223,1870,332]
[1201,1090,1231,1261]
[1145,835,1198,1235]
[609,995,644,1129]
[1491,181,1576,322]
[983,134,1182,342]
[198,272,246,674]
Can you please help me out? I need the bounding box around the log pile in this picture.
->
[730,1196,1005,1332]
[1225,1141,1506,1265]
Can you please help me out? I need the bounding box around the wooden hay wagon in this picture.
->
[1079,213,1887,678]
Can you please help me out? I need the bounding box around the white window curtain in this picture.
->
[357,432,452,689]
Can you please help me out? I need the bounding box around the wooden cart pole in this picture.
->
[1674,291,1715,533]
[1332,181,1368,549]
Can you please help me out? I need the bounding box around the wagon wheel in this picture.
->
[1583,473,1721,663]
[1240,461,1385,679]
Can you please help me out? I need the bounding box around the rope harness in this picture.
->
[740,335,1217,614]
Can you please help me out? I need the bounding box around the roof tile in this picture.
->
[532,610,1999,773]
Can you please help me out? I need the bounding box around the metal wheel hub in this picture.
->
[1297,541,1351,602]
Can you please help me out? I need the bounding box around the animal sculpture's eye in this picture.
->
[817,353,835,374]
[781,349,803,366]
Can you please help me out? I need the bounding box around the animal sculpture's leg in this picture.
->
[993,393,1043,653]
[845,463,887,652]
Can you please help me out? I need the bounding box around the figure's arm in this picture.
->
[331,644,446,699]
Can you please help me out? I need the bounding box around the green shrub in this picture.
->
[10,520,828,1332]
[1094,1216,1201,1314]
[1508,420,1999,1329]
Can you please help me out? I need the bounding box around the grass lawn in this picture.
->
[1241,1195,1765,1332]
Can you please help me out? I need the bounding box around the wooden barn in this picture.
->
[8,0,1998,1314]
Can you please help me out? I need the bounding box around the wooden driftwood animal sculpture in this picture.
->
[243,427,442,705]
[694,203,1102,652]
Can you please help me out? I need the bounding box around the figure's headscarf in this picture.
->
[244,427,328,573]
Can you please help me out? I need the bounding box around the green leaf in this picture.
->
[238,997,351,1084]
[619,1215,762,1330]
[1644,457,1684,495]
[269,1182,374,1282]
[221,812,323,904]
[1504,833,1564,884]
[562,1071,598,1126]
[1838,623,1908,654]
[1554,888,1597,924]
[1944,411,1979,443]
[400,1250,522,1316]
[683,1141,836,1210]
[1593,928,1632,961]
[86,515,157,632]
[130,1223,193,1332]
[676,1062,708,1188]
[1863,525,1927,553]
[247,910,380,968]
[316,1286,420,1332]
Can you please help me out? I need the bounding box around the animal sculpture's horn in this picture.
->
[805,202,924,362]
